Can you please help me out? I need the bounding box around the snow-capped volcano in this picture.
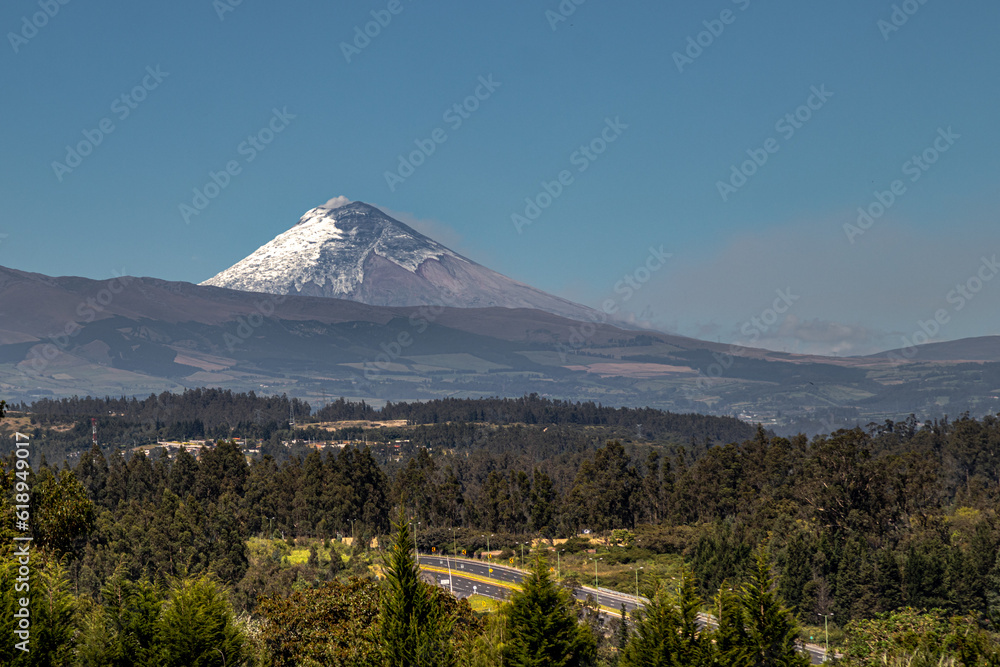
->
[201,200,599,321]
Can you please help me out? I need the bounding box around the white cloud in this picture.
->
[755,315,889,356]
[322,195,352,209]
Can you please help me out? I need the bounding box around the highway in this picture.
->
[417,555,830,664]
[418,555,643,613]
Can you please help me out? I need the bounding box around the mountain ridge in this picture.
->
[2,263,998,434]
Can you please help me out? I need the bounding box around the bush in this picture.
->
[843,608,1000,667]
[633,524,699,555]
[560,536,593,554]
[601,547,654,566]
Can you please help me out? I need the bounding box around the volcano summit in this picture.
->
[201,199,598,321]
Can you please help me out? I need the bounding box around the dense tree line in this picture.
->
[53,440,391,603]
[351,393,755,444]
[4,394,1000,663]
[22,389,309,442]
[24,391,754,447]
[10,416,1000,627]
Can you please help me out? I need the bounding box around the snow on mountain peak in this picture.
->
[200,200,600,321]
[201,201,460,297]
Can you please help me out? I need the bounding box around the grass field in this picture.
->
[247,536,350,568]
[467,594,502,613]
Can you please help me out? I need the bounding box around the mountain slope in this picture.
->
[3,264,999,434]
[201,201,600,322]
[865,335,1000,362]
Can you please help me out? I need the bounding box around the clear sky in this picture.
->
[1,1,997,356]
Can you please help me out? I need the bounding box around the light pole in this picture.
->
[445,527,454,595]
[818,613,832,659]
[520,542,525,568]
[592,557,602,608]
[633,564,644,599]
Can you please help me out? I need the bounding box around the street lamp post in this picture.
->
[520,542,525,568]
[816,614,833,662]
[818,613,832,659]
[446,527,454,595]
[592,557,602,608]
[634,565,644,599]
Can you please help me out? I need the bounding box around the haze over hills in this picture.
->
[3,263,1000,435]
[201,199,601,323]
[864,335,1000,363]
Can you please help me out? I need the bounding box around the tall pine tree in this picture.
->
[620,569,713,667]
[379,511,455,666]
[737,549,809,667]
[503,553,596,667]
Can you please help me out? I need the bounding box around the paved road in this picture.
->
[418,555,641,611]
[418,555,829,664]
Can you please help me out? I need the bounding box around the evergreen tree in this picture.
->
[379,512,455,666]
[988,549,1000,626]
[638,450,662,524]
[167,448,198,500]
[75,442,109,506]
[529,469,556,536]
[621,569,713,667]
[674,570,710,666]
[777,530,812,615]
[965,520,998,615]
[713,583,750,667]
[31,467,95,556]
[352,445,391,534]
[737,549,809,667]
[0,557,78,667]
[93,572,163,667]
[154,576,247,667]
[503,553,596,667]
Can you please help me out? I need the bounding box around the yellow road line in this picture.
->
[420,565,521,592]
[420,565,623,616]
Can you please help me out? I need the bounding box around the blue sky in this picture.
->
[1,0,997,355]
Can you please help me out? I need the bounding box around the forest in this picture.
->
[2,393,1000,665]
